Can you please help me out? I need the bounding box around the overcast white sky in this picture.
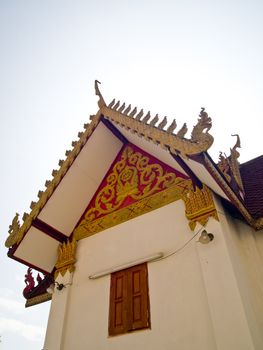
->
[1,0,263,349]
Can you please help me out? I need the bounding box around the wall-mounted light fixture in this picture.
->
[46,281,72,294]
[198,230,214,244]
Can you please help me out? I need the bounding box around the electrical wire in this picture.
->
[154,226,204,262]
[88,227,204,279]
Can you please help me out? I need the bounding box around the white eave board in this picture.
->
[109,121,188,176]
[38,122,123,236]
[14,227,60,273]
[183,157,230,200]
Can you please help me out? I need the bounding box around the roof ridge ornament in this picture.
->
[217,133,244,193]
[231,134,241,159]
[95,80,106,109]
[191,108,212,141]
[102,102,214,156]
[230,134,244,192]
[177,123,188,138]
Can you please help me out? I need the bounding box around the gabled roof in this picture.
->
[5,81,263,279]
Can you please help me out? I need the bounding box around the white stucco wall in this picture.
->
[216,198,263,350]
[44,197,258,350]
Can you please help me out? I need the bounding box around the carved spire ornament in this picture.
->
[158,116,168,130]
[177,123,188,138]
[167,119,177,133]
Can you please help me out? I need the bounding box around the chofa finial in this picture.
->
[94,80,106,109]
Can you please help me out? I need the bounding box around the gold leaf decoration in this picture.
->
[5,213,21,248]
[182,185,219,230]
[55,239,77,279]
[74,145,193,240]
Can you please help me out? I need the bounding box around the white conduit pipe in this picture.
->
[88,227,205,280]
[89,253,164,279]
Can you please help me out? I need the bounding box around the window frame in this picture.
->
[108,262,150,336]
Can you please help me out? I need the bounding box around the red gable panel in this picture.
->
[74,143,191,239]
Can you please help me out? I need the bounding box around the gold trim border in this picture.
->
[25,292,52,308]
[74,181,193,240]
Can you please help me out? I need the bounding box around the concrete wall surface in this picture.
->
[44,198,258,350]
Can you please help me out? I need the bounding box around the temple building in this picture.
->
[5,81,263,350]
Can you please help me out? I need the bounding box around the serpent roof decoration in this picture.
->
[95,81,214,157]
[7,81,261,249]
[5,81,216,248]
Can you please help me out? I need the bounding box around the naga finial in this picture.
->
[23,268,35,298]
[191,107,213,144]
[217,134,243,191]
[231,134,241,159]
[229,134,243,190]
[94,80,106,109]
[218,151,231,182]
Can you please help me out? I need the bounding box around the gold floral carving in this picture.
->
[74,182,192,240]
[5,83,215,248]
[74,145,193,240]
[55,239,77,279]
[25,292,52,308]
[182,185,219,230]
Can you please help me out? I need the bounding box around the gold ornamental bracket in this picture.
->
[55,239,77,279]
[182,185,219,230]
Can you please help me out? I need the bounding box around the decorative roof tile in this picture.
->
[240,155,263,219]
